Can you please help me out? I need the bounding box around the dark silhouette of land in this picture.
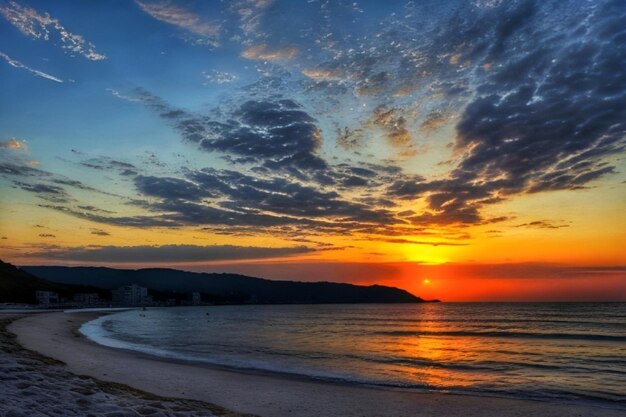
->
[0,260,109,304]
[1,261,430,305]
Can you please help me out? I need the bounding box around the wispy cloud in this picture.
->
[369,107,412,148]
[0,1,106,60]
[135,0,220,47]
[0,51,63,82]
[242,44,298,61]
[106,88,142,102]
[24,244,314,263]
[378,238,468,247]
[514,220,570,229]
[202,70,238,84]
[229,0,273,38]
[302,68,343,82]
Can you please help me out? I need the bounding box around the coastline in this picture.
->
[7,311,624,417]
[0,313,249,417]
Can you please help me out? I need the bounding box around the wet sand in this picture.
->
[8,312,625,417]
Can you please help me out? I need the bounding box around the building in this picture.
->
[111,284,151,305]
[189,291,201,305]
[35,291,59,305]
[73,293,100,305]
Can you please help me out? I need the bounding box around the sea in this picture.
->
[80,303,626,409]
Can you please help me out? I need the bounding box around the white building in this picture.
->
[111,284,151,305]
[35,291,59,305]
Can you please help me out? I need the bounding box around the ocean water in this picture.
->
[80,303,626,408]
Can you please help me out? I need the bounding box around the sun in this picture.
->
[423,279,431,285]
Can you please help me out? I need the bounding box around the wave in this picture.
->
[343,316,625,326]
[80,305,626,410]
[373,329,626,342]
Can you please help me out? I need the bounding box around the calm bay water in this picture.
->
[81,303,626,408]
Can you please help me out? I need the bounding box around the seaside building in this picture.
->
[35,291,59,305]
[189,292,201,305]
[73,293,100,305]
[111,284,151,306]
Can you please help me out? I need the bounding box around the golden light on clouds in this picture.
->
[0,138,28,151]
[301,68,343,81]
[242,44,299,60]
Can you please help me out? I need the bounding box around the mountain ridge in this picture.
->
[20,264,430,304]
[0,260,110,304]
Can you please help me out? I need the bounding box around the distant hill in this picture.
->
[22,265,425,304]
[0,260,108,304]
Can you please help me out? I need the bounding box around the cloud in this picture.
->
[0,1,105,60]
[107,88,142,102]
[514,220,570,229]
[80,156,138,176]
[336,127,365,150]
[0,157,123,208]
[13,181,69,203]
[0,138,27,151]
[202,70,238,84]
[385,176,427,200]
[371,0,626,226]
[90,229,111,236]
[301,68,343,82]
[0,51,63,82]
[443,0,625,216]
[375,238,468,247]
[134,175,212,202]
[0,159,50,178]
[356,71,392,96]
[8,0,624,239]
[77,205,114,214]
[136,91,328,174]
[205,100,324,171]
[186,168,395,224]
[229,0,274,36]
[38,204,175,228]
[242,44,298,61]
[135,0,220,47]
[25,244,314,263]
[369,107,412,148]
[420,111,452,134]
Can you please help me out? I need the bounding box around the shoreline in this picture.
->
[8,312,625,417]
[77,311,626,408]
[0,313,249,417]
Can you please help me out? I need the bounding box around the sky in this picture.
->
[0,0,624,301]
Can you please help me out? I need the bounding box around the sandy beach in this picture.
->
[3,311,623,417]
[0,313,247,417]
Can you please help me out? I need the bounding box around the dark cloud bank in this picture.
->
[24,244,313,263]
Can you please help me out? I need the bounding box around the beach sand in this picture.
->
[0,314,247,417]
[6,312,624,417]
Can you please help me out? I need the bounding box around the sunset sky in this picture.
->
[1,0,624,301]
